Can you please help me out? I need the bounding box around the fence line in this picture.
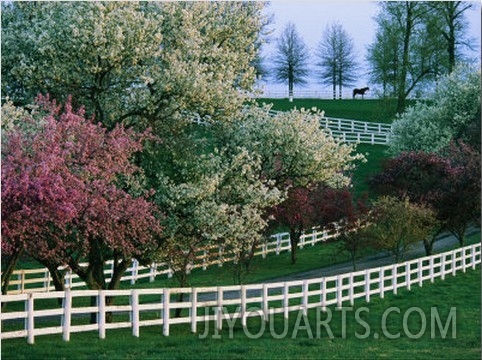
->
[267,109,392,145]
[2,243,479,344]
[2,224,345,295]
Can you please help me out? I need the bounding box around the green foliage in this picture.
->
[367,196,438,262]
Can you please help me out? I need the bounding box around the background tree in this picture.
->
[367,196,437,262]
[366,17,401,98]
[437,142,481,247]
[370,151,449,255]
[271,22,310,102]
[426,1,475,73]
[367,2,450,112]
[1,97,163,298]
[315,22,358,100]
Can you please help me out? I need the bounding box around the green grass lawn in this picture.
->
[2,266,479,359]
[255,98,413,123]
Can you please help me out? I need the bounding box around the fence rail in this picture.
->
[2,243,479,344]
[2,224,343,295]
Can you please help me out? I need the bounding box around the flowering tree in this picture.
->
[314,187,371,270]
[155,149,281,287]
[390,65,481,154]
[1,96,162,295]
[1,2,266,131]
[220,106,363,264]
[270,186,315,264]
[224,106,364,190]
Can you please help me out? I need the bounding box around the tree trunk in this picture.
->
[289,229,301,264]
[1,247,24,297]
[397,2,413,114]
[423,238,433,256]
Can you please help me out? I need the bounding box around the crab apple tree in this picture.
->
[1,96,163,295]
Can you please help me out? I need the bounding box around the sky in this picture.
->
[257,0,482,97]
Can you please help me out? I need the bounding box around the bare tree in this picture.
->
[271,22,310,102]
[315,22,358,99]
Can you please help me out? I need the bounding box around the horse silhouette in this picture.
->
[353,87,369,99]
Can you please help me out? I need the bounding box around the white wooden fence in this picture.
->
[1,243,479,344]
[267,109,392,145]
[2,225,343,295]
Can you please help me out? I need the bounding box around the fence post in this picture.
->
[392,264,397,295]
[218,247,223,268]
[302,280,309,316]
[262,284,269,322]
[149,263,156,283]
[131,290,139,337]
[406,262,411,290]
[441,254,446,280]
[163,288,170,336]
[216,287,223,331]
[472,245,476,270]
[452,250,457,277]
[62,289,72,342]
[336,275,343,308]
[320,279,326,312]
[379,268,384,299]
[98,290,106,339]
[364,270,370,303]
[276,234,281,255]
[349,274,354,306]
[130,259,138,285]
[430,257,435,283]
[20,271,25,293]
[418,258,423,287]
[191,288,198,333]
[241,285,247,327]
[167,264,173,279]
[202,250,207,271]
[44,269,50,292]
[283,283,289,319]
[462,247,467,273]
[262,243,267,259]
[27,293,35,345]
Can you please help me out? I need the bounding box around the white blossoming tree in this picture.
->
[389,65,481,154]
[1,1,266,131]
[155,149,282,290]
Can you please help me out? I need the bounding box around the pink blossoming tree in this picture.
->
[1,96,163,296]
